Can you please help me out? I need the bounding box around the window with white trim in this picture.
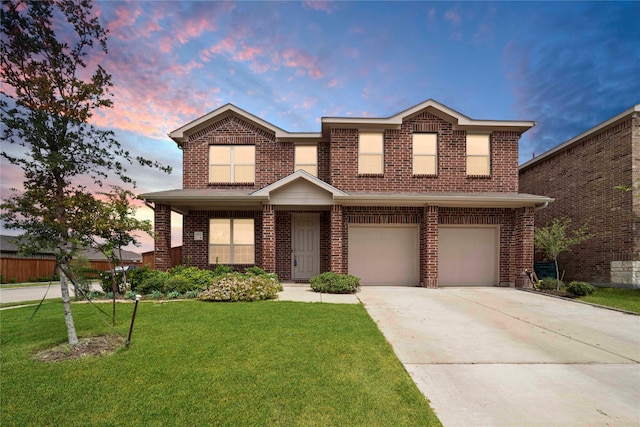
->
[358,132,384,174]
[209,218,255,264]
[209,145,255,183]
[294,144,317,176]
[466,134,490,176]
[412,133,438,175]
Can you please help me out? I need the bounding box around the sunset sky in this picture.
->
[1,1,639,253]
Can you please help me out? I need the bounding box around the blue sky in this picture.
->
[2,1,639,252]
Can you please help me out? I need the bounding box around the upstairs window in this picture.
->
[209,218,255,264]
[358,132,384,174]
[412,133,438,175]
[466,134,490,176]
[295,144,317,176]
[209,145,255,183]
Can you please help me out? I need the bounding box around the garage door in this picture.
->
[348,225,419,286]
[438,226,499,286]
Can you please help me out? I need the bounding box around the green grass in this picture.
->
[1,300,440,426]
[579,287,640,314]
[0,281,61,289]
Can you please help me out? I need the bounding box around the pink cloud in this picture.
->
[303,1,336,14]
[281,48,324,79]
[444,9,461,26]
[175,17,219,45]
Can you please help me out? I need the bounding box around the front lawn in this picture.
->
[1,300,440,426]
[579,287,640,314]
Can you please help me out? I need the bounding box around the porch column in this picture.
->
[262,203,276,272]
[513,206,535,288]
[422,205,439,288]
[330,204,344,273]
[154,203,172,271]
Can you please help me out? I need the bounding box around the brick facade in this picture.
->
[146,100,545,287]
[520,111,639,286]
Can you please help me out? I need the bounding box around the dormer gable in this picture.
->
[252,170,347,206]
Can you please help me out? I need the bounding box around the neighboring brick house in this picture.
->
[519,104,640,288]
[141,100,551,287]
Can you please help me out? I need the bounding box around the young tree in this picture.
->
[1,0,169,345]
[87,187,153,325]
[534,217,591,290]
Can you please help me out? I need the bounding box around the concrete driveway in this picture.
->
[358,287,640,427]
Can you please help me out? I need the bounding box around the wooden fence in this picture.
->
[0,258,140,283]
[141,246,183,270]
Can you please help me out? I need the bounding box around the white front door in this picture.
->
[292,214,320,280]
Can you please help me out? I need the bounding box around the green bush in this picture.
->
[536,277,564,291]
[150,290,163,300]
[183,290,199,299]
[212,264,234,276]
[566,281,596,296]
[310,272,360,294]
[125,291,138,300]
[169,266,216,291]
[166,291,181,299]
[164,276,192,294]
[198,273,281,302]
[137,272,169,295]
[245,266,266,276]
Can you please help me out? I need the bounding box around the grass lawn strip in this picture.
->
[578,287,640,314]
[1,300,441,426]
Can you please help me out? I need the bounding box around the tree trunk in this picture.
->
[60,268,79,345]
[554,258,560,291]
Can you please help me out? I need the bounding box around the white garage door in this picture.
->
[348,225,419,286]
[438,226,499,286]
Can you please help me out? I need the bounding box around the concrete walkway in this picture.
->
[357,286,640,427]
[276,284,360,304]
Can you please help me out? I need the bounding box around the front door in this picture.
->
[292,214,320,281]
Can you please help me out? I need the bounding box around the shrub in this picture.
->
[212,264,234,276]
[566,281,596,296]
[169,266,215,291]
[536,278,564,291]
[137,272,169,295]
[198,273,281,302]
[125,291,138,300]
[166,291,181,299]
[150,290,163,300]
[245,266,266,276]
[163,276,192,294]
[183,290,199,299]
[310,272,360,294]
[87,290,103,299]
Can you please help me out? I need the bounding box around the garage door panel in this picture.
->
[439,227,498,286]
[349,225,419,286]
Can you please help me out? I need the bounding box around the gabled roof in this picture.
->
[168,103,322,146]
[322,99,536,134]
[251,170,347,197]
[168,99,536,147]
[519,104,640,171]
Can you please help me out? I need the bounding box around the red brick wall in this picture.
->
[182,115,332,190]
[182,209,262,271]
[328,111,520,193]
[519,115,637,285]
[153,204,172,271]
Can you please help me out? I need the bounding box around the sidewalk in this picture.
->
[277,284,360,304]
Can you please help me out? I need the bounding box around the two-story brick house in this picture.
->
[141,99,552,287]
[520,104,639,288]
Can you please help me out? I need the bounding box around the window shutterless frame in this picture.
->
[358,132,384,174]
[209,145,255,183]
[466,134,491,176]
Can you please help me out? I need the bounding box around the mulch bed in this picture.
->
[33,335,124,363]
[530,289,577,298]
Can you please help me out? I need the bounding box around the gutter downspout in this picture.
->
[534,201,549,211]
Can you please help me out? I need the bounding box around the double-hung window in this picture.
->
[466,134,491,176]
[358,132,384,174]
[294,144,317,176]
[209,145,255,183]
[209,219,255,264]
[412,133,438,175]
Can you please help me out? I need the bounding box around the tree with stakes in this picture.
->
[1,0,170,345]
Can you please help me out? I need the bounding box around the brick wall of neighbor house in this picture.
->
[520,114,638,286]
[182,209,262,271]
[329,112,520,193]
